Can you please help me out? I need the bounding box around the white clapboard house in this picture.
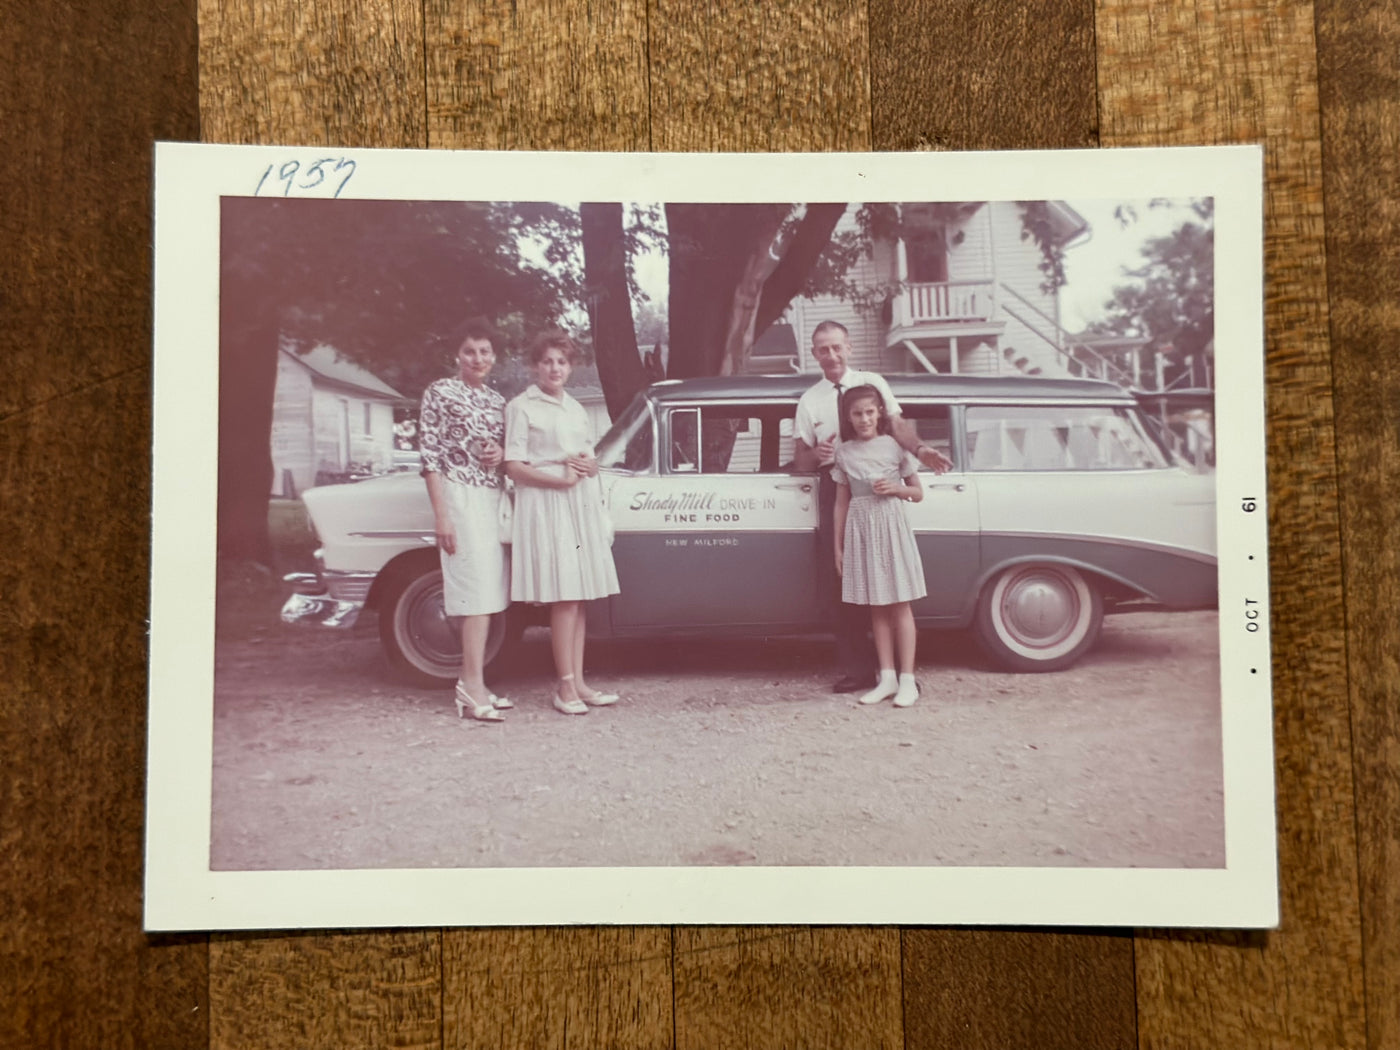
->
[270,344,410,497]
[758,201,1136,388]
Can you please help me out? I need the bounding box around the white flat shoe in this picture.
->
[553,693,589,716]
[580,690,619,707]
[893,679,920,708]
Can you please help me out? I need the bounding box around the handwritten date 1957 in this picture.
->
[253,157,357,199]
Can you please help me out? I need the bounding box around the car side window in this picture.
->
[965,405,1169,471]
[900,403,954,469]
[667,405,799,474]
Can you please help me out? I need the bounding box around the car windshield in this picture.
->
[595,395,655,472]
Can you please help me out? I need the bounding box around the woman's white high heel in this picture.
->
[456,681,505,722]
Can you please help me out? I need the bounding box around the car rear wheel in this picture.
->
[378,563,509,686]
[974,563,1103,672]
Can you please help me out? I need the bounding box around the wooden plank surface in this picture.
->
[197,2,439,1047]
[870,0,1098,152]
[419,7,675,1047]
[645,5,902,1047]
[209,931,442,1050]
[424,0,650,151]
[647,0,872,152]
[1096,1,1369,1046]
[1315,1,1400,1048]
[0,2,208,1048]
[3,0,1394,1044]
[673,927,902,1050]
[444,928,673,1049]
[869,4,1139,1047]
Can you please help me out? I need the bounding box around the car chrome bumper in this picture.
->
[281,570,376,628]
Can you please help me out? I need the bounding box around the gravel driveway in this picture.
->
[210,590,1224,872]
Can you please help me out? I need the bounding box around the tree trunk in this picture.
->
[754,203,847,334]
[216,277,279,565]
[667,203,847,379]
[580,202,648,418]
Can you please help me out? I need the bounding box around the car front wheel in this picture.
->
[377,563,508,686]
[974,563,1103,672]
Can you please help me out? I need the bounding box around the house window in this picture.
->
[362,402,372,435]
[906,231,948,283]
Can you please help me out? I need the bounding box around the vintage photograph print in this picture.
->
[146,145,1275,930]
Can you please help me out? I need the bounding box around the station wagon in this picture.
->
[283,374,1217,681]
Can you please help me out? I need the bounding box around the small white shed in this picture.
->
[271,345,409,497]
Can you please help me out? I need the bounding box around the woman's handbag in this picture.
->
[497,481,515,544]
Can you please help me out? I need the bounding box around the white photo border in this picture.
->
[146,142,1275,930]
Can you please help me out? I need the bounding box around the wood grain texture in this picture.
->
[209,931,442,1049]
[673,927,902,1049]
[443,928,672,1049]
[869,0,1099,152]
[0,0,207,1047]
[647,0,872,151]
[198,0,427,146]
[1315,2,1400,1048]
[424,0,650,151]
[646,7,893,1046]
[198,4,440,1047]
[902,930,1136,1050]
[421,7,671,1045]
[868,5,1136,1046]
[1096,1,1369,1046]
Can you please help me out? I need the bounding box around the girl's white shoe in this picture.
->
[893,674,919,707]
[859,671,898,705]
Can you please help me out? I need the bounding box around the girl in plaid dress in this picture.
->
[832,385,927,707]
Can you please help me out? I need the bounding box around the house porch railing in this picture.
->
[891,279,996,326]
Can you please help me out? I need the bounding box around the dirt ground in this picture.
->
[209,573,1225,872]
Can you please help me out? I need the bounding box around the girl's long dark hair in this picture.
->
[839,384,892,442]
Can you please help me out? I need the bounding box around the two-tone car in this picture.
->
[282,374,1217,682]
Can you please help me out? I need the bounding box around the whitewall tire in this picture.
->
[974,563,1103,672]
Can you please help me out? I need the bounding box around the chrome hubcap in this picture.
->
[999,571,1080,649]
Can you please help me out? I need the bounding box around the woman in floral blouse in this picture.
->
[419,319,512,723]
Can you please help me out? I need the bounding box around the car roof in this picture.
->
[644,373,1135,403]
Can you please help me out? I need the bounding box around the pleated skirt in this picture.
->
[510,471,620,603]
[841,495,927,606]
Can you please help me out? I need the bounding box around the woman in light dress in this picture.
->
[419,319,513,723]
[504,331,621,715]
[832,384,927,707]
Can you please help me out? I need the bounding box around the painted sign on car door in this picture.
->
[604,403,820,630]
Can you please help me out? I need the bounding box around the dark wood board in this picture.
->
[1,0,1391,1045]
[0,1,208,1048]
[1315,1,1400,1048]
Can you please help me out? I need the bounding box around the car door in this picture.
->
[900,402,983,622]
[605,402,821,631]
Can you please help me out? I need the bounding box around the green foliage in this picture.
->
[1017,201,1070,294]
[1089,199,1214,362]
[222,198,582,403]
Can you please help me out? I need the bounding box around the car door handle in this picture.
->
[773,482,813,493]
[926,482,966,492]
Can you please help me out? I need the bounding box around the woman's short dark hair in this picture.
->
[528,329,579,365]
[450,316,499,349]
[838,384,893,442]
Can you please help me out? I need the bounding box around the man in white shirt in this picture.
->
[794,320,952,692]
